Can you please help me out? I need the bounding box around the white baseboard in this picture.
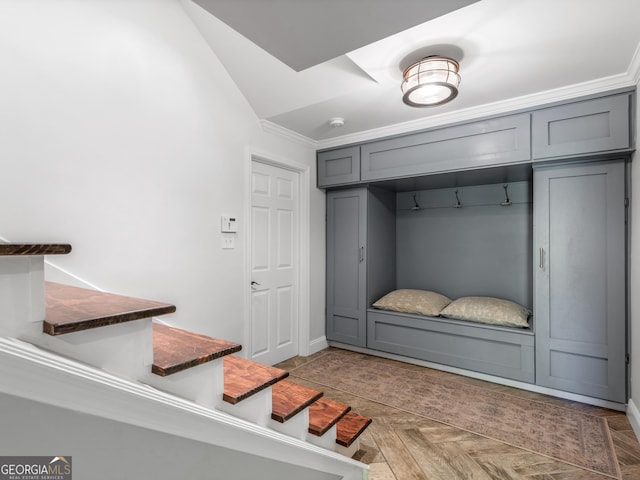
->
[308,336,329,356]
[628,398,640,441]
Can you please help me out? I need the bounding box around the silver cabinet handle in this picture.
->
[539,248,544,270]
[359,246,364,263]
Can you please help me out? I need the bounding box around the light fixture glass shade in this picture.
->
[401,56,460,107]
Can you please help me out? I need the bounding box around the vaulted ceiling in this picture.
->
[184,0,640,146]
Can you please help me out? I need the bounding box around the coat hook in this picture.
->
[453,189,462,208]
[411,193,421,211]
[501,184,512,206]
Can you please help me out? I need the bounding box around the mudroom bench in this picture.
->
[367,309,535,383]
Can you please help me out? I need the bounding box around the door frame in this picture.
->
[244,148,311,360]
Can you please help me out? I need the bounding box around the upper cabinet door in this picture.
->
[360,113,531,181]
[317,146,361,187]
[534,160,627,402]
[532,93,632,160]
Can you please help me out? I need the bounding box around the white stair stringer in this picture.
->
[0,337,368,480]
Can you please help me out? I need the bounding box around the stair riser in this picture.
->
[0,257,45,335]
[218,388,273,426]
[22,318,153,380]
[144,360,224,408]
[335,440,360,458]
[268,409,309,441]
[307,424,337,450]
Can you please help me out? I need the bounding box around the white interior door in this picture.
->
[250,160,299,365]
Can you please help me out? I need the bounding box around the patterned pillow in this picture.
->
[372,289,451,316]
[440,296,530,328]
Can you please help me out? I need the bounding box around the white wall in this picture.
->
[0,0,325,349]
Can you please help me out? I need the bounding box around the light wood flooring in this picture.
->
[275,348,640,480]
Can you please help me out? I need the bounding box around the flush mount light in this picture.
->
[401,56,461,107]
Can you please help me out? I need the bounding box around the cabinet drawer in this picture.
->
[317,146,360,187]
[532,93,631,159]
[361,113,531,181]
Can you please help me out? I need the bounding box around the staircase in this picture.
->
[0,243,371,472]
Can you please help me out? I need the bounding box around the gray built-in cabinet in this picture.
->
[320,89,634,403]
[325,187,395,346]
[534,161,627,402]
[318,91,633,188]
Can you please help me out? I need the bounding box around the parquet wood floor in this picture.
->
[276,348,640,480]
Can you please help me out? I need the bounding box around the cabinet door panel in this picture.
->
[532,94,631,159]
[534,161,626,402]
[317,146,360,187]
[361,113,531,181]
[326,189,367,346]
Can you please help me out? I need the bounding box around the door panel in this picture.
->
[534,161,626,402]
[326,189,367,347]
[250,161,299,365]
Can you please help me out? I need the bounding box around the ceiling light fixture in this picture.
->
[328,117,345,128]
[401,56,461,107]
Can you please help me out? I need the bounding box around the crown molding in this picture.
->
[316,74,637,150]
[260,65,639,152]
[630,42,640,86]
[260,120,318,148]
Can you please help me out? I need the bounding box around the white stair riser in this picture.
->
[143,360,223,408]
[335,439,360,458]
[0,257,45,336]
[21,318,153,381]
[268,409,309,440]
[218,388,272,426]
[307,424,337,450]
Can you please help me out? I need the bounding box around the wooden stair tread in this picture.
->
[0,243,72,256]
[223,355,289,405]
[44,282,176,335]
[308,397,351,437]
[152,323,241,376]
[271,380,323,423]
[336,411,372,448]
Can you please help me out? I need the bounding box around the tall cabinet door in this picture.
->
[534,161,626,402]
[326,189,367,346]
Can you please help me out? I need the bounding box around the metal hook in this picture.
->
[411,193,421,211]
[501,184,512,206]
[453,189,462,208]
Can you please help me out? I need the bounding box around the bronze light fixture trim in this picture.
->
[401,55,461,107]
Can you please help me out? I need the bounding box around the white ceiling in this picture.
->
[184,0,640,146]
